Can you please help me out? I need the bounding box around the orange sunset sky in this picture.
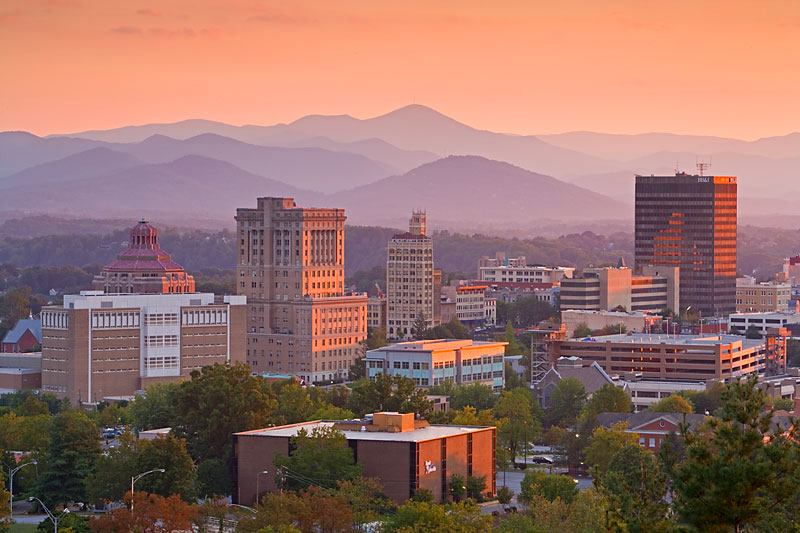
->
[2,0,799,139]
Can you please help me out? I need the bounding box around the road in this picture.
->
[496,468,593,495]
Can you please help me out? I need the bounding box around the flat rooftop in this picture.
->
[370,339,507,352]
[571,333,765,348]
[236,421,494,443]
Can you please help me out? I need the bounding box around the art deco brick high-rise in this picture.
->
[635,173,737,317]
[386,210,435,338]
[235,197,367,384]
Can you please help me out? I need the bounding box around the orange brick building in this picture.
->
[235,197,367,385]
[233,412,496,505]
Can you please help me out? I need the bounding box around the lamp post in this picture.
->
[28,497,67,533]
[522,420,528,469]
[255,470,268,506]
[131,468,165,513]
[8,459,37,518]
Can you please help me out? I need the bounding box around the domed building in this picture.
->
[93,220,195,294]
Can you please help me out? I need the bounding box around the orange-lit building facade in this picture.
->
[235,197,367,385]
[93,220,195,294]
[233,412,496,505]
[634,173,737,317]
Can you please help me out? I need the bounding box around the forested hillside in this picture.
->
[0,220,795,280]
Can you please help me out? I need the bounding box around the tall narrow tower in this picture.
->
[386,211,434,338]
[409,210,427,236]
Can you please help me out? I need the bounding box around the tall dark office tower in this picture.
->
[635,173,737,318]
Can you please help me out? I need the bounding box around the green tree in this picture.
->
[35,409,102,508]
[0,469,9,533]
[273,426,362,492]
[412,488,434,503]
[584,422,639,475]
[272,380,313,425]
[346,374,431,417]
[496,485,514,505]
[135,434,197,501]
[673,376,800,532]
[14,396,50,417]
[495,389,540,462]
[365,327,388,350]
[333,477,396,526]
[504,363,525,390]
[448,474,466,502]
[450,383,497,412]
[572,323,593,338]
[443,316,470,339]
[36,512,90,533]
[0,286,31,328]
[583,384,631,418]
[386,501,492,532]
[129,382,180,431]
[519,470,578,505]
[647,394,693,414]
[172,363,276,496]
[451,406,494,426]
[412,312,429,339]
[503,321,524,356]
[745,324,762,339]
[465,475,486,501]
[88,432,139,502]
[596,445,672,532]
[547,377,587,425]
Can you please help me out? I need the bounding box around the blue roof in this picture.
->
[2,318,42,345]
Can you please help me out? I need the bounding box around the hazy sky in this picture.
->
[2,0,799,138]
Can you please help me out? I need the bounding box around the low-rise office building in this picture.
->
[560,265,679,313]
[40,291,246,405]
[561,310,662,337]
[548,332,787,381]
[728,311,800,336]
[0,353,41,392]
[736,277,793,313]
[366,339,507,391]
[233,411,496,505]
[478,254,574,284]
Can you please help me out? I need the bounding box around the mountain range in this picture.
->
[1,104,798,230]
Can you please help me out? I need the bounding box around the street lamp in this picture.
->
[255,470,269,506]
[131,468,165,513]
[28,497,67,533]
[7,459,37,518]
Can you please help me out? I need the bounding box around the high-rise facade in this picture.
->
[386,211,434,338]
[635,173,737,317]
[235,197,367,384]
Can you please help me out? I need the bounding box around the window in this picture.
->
[649,438,656,448]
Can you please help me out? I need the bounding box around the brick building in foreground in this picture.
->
[233,411,496,505]
[40,291,246,405]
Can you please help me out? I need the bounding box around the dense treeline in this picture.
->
[1,221,796,279]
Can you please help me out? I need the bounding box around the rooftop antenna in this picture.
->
[696,156,712,176]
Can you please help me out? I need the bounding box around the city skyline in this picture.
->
[2,0,800,139]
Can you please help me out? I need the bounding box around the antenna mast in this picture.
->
[696,156,712,176]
